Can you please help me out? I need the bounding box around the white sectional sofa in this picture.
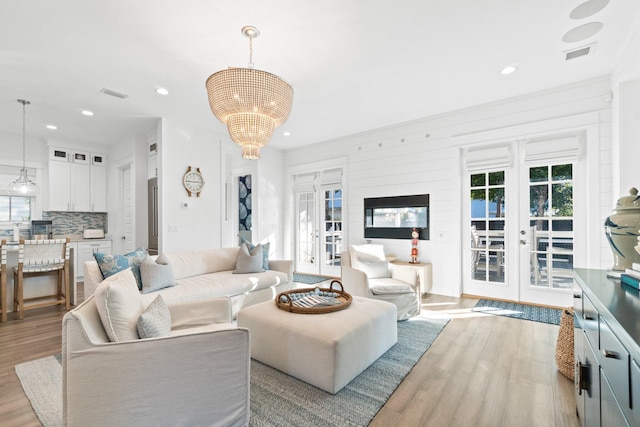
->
[84,246,293,315]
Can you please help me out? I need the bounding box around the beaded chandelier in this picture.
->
[206,26,293,160]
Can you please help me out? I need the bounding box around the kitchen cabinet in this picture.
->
[75,240,112,279]
[48,147,106,212]
[573,269,640,427]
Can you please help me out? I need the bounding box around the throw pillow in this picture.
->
[358,260,391,279]
[95,248,148,290]
[93,268,144,342]
[137,295,172,339]
[233,243,264,274]
[140,254,175,294]
[240,238,270,270]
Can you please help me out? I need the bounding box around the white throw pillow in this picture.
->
[233,243,264,274]
[94,268,144,342]
[140,254,175,294]
[349,244,386,269]
[137,295,172,339]
[358,260,391,279]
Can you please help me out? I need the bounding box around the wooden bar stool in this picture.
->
[13,238,71,320]
[0,240,6,323]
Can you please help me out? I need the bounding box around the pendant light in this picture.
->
[205,26,294,160]
[8,99,39,196]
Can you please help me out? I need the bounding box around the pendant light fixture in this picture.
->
[8,99,39,196]
[205,26,293,160]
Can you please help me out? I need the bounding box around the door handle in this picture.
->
[520,240,527,245]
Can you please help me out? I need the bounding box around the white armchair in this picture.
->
[341,244,420,320]
[62,293,250,426]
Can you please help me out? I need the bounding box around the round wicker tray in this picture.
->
[276,280,352,314]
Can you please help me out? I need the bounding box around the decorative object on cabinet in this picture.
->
[603,187,640,277]
[8,99,39,196]
[205,26,293,160]
[182,166,204,197]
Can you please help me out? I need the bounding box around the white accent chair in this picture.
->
[341,244,421,320]
[62,294,250,426]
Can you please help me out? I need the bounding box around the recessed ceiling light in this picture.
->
[81,110,94,116]
[501,65,517,75]
[283,131,291,136]
[155,87,169,95]
[46,124,57,130]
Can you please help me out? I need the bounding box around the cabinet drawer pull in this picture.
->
[573,293,582,299]
[583,314,595,321]
[603,349,619,359]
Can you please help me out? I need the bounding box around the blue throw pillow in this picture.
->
[240,238,270,270]
[95,248,148,290]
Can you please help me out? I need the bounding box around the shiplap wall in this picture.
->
[283,76,613,297]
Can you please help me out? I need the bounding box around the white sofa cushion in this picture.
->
[140,254,175,294]
[94,268,144,342]
[349,244,386,270]
[358,260,391,279]
[137,295,172,339]
[165,247,239,280]
[369,278,414,295]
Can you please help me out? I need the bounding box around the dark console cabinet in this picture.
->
[573,269,640,427]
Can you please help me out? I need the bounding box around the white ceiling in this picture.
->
[1,0,639,151]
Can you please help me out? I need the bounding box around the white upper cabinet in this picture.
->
[48,146,107,212]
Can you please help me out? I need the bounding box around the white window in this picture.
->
[0,195,32,222]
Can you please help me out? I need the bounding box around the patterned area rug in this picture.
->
[292,272,333,285]
[472,299,562,325]
[15,317,449,427]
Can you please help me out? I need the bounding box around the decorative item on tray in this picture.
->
[276,280,352,314]
[604,187,640,278]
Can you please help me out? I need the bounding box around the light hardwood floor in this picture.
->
[0,288,579,426]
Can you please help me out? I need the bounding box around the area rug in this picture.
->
[292,272,333,285]
[15,316,448,427]
[472,299,561,325]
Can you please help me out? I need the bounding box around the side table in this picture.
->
[391,261,432,295]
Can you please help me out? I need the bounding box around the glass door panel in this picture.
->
[296,192,317,274]
[321,188,342,275]
[526,164,574,292]
[470,171,506,284]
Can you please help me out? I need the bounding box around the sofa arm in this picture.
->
[83,260,104,298]
[63,316,250,426]
[340,265,373,298]
[169,297,233,330]
[268,259,293,281]
[389,264,419,288]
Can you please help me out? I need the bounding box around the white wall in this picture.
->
[160,118,226,253]
[283,76,614,297]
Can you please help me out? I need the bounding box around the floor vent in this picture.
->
[100,87,129,99]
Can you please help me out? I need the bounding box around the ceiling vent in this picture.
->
[564,43,596,61]
[100,87,129,99]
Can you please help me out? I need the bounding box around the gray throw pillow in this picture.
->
[233,243,264,274]
[140,254,175,294]
[137,295,172,339]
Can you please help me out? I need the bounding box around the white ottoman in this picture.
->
[237,296,397,394]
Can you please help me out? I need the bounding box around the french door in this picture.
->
[463,141,581,307]
[294,169,343,277]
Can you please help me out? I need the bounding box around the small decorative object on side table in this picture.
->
[410,227,419,263]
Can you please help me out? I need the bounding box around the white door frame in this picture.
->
[458,112,602,305]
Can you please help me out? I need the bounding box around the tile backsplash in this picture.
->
[43,211,108,237]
